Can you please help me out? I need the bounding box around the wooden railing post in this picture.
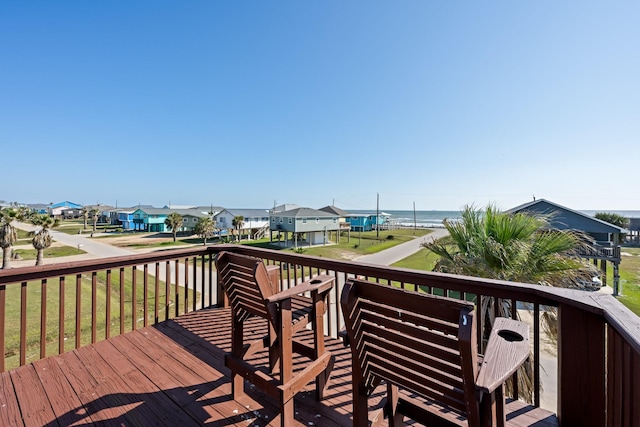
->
[557,303,606,426]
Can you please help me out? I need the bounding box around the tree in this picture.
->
[422,204,597,402]
[423,204,594,288]
[29,214,60,266]
[0,207,31,269]
[231,215,244,242]
[81,207,90,230]
[594,212,629,229]
[90,207,101,233]
[194,217,216,245]
[595,212,629,242]
[164,212,183,242]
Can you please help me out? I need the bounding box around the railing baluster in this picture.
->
[91,272,97,343]
[58,276,65,355]
[155,262,160,323]
[208,254,213,307]
[119,268,125,335]
[143,264,148,327]
[184,257,189,314]
[20,281,26,366]
[75,274,81,349]
[165,261,170,321]
[174,260,180,317]
[132,266,137,331]
[40,279,47,359]
[106,269,111,339]
[192,256,197,312]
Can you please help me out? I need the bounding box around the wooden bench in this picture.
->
[340,278,530,427]
[215,251,335,426]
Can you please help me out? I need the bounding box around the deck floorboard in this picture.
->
[0,307,558,426]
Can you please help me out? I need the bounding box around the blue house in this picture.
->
[116,209,137,230]
[345,212,390,232]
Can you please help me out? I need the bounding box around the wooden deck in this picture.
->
[0,307,558,426]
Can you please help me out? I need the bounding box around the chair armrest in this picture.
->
[267,274,334,303]
[475,317,530,394]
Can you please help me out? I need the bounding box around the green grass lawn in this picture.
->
[275,228,432,259]
[11,245,87,261]
[3,269,198,370]
[616,247,640,315]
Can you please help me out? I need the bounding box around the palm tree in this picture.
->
[165,212,183,242]
[90,207,101,234]
[0,207,31,269]
[232,215,245,242]
[81,207,90,230]
[423,204,592,287]
[29,214,60,266]
[422,204,595,402]
[0,209,18,269]
[194,217,216,245]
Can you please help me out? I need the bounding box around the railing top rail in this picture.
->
[0,246,210,285]
[211,245,640,352]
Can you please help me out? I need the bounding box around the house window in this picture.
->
[302,218,307,224]
[288,218,292,224]
[279,217,283,223]
[272,217,275,223]
[316,218,319,224]
[333,218,337,223]
[183,218,188,222]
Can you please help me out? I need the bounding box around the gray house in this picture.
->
[269,207,340,248]
[508,198,628,294]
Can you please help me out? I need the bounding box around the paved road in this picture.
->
[15,222,137,260]
[354,228,449,266]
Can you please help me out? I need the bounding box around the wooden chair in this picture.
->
[340,279,530,427]
[215,251,335,426]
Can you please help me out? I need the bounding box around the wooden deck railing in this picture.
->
[1,244,639,426]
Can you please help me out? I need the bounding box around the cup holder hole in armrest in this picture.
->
[497,329,524,342]
[310,279,322,284]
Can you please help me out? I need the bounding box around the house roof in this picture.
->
[319,205,349,216]
[215,209,270,218]
[507,199,627,234]
[135,208,209,218]
[275,207,339,218]
[272,204,300,213]
[50,201,82,209]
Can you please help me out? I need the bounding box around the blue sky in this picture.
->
[1,1,638,211]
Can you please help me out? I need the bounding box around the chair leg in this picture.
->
[280,398,295,427]
[353,384,370,427]
[387,383,403,427]
[315,354,334,400]
[230,312,246,399]
[313,294,330,400]
[231,372,245,399]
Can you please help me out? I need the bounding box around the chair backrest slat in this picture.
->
[216,252,274,321]
[342,279,477,418]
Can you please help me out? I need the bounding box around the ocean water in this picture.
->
[352,210,462,228]
[352,209,640,228]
